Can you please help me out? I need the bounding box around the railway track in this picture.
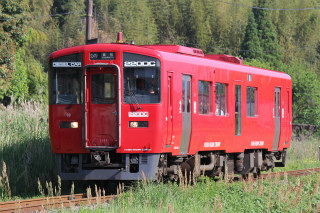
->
[0,193,115,213]
[259,167,320,179]
[1,168,320,212]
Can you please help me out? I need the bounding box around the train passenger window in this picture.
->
[91,74,115,104]
[50,68,82,104]
[215,83,228,116]
[123,53,161,104]
[198,81,212,114]
[246,87,257,117]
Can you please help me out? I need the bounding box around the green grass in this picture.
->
[274,137,320,172]
[0,102,57,200]
[74,174,320,213]
[80,136,320,212]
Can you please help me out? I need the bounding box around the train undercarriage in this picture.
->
[58,149,287,181]
[157,149,287,181]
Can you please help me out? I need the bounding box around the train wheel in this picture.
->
[242,173,249,180]
[253,168,261,178]
[155,167,164,183]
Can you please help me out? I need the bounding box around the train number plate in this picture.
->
[128,112,149,117]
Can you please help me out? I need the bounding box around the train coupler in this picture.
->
[91,151,110,165]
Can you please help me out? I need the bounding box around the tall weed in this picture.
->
[0,102,56,199]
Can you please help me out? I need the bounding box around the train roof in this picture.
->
[49,43,291,80]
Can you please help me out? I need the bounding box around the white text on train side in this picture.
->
[250,141,264,146]
[204,142,221,148]
[53,62,82,67]
[128,112,149,117]
[124,61,156,67]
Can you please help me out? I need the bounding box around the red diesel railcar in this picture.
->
[49,37,292,181]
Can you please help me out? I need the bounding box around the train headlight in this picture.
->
[129,121,148,128]
[130,122,139,128]
[70,122,79,128]
[60,121,79,128]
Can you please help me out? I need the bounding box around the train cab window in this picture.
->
[123,53,161,104]
[198,81,212,114]
[215,83,228,116]
[247,87,257,117]
[49,68,82,104]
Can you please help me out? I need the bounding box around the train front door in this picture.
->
[180,75,192,154]
[85,66,119,149]
[273,87,281,150]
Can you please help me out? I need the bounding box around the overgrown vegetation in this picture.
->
[78,173,320,212]
[281,138,320,171]
[0,102,56,200]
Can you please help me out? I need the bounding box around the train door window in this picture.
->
[235,85,241,136]
[187,79,191,112]
[182,79,185,112]
[246,87,257,117]
[275,89,281,118]
[91,73,115,104]
[198,81,212,114]
[215,83,228,116]
[287,91,290,113]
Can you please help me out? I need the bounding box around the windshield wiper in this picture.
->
[66,100,74,110]
[66,96,76,110]
[127,79,141,109]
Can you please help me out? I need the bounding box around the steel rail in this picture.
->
[0,193,115,212]
[260,167,320,179]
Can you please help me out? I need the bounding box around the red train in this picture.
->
[49,35,292,180]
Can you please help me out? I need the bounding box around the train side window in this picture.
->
[215,83,228,116]
[246,87,257,117]
[198,81,212,114]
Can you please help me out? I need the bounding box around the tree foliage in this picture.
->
[240,11,262,59]
[279,62,320,126]
[0,0,28,101]
[0,0,320,126]
[241,0,283,64]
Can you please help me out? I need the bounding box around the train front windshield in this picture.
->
[49,54,83,105]
[123,52,161,104]
[49,68,82,104]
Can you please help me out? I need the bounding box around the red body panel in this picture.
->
[49,104,88,153]
[49,43,292,156]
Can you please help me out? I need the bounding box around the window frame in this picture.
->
[49,67,83,105]
[246,86,258,117]
[215,83,228,116]
[123,52,161,104]
[198,80,212,115]
[91,73,116,104]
